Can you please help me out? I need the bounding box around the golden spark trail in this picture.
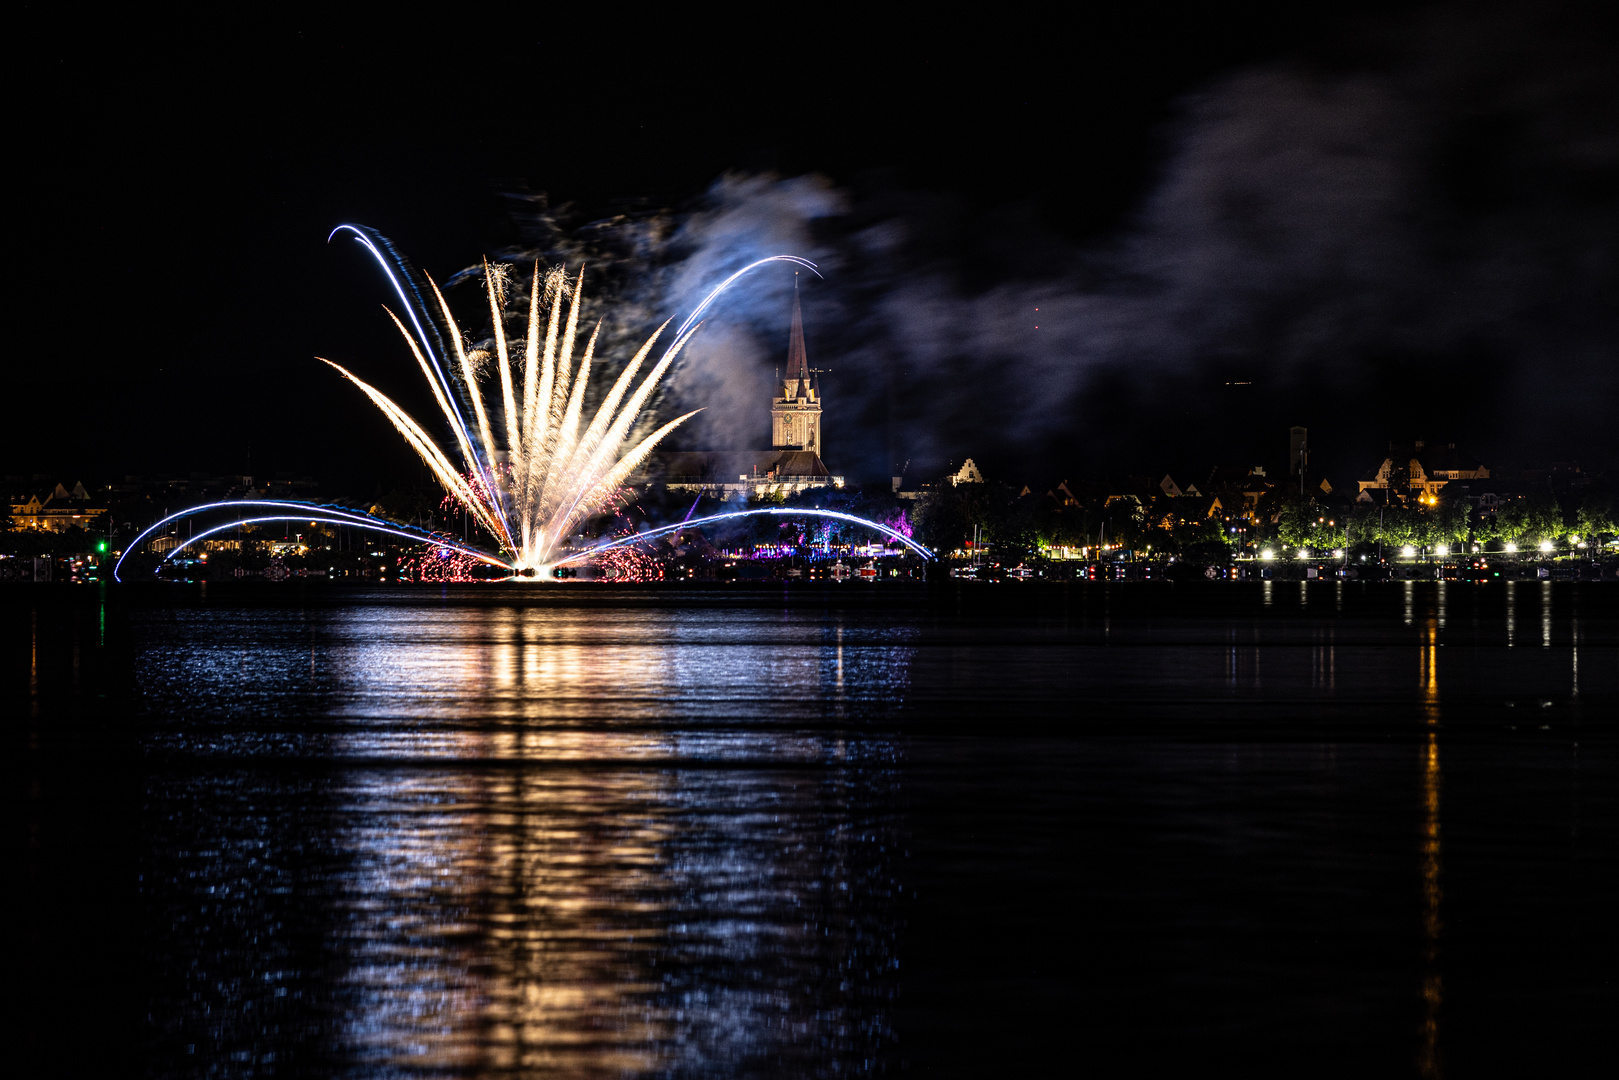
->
[486,259,522,458]
[330,257,705,575]
[117,231,820,583]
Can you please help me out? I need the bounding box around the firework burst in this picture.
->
[110,231,921,584]
[321,228,819,576]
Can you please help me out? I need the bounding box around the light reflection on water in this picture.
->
[55,583,1608,1075]
[139,604,907,1075]
[321,765,897,1076]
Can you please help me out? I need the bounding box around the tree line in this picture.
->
[910,480,1618,562]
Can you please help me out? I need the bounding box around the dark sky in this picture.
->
[13,4,1616,494]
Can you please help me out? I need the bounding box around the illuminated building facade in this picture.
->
[948,459,985,486]
[771,281,822,455]
[8,481,108,533]
[1358,441,1489,504]
[639,283,840,499]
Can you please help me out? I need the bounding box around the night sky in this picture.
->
[14,3,1616,494]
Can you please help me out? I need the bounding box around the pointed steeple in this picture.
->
[785,276,809,396]
[771,275,823,455]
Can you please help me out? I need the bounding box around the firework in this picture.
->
[323,228,821,576]
[111,230,937,582]
[403,546,485,583]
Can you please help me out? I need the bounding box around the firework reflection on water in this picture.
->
[135,599,910,1074]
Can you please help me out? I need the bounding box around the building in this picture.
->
[1158,474,1204,498]
[1237,466,1275,511]
[771,281,822,455]
[641,450,838,499]
[948,459,985,486]
[1154,493,1225,529]
[1357,441,1489,504]
[639,282,841,499]
[9,481,109,533]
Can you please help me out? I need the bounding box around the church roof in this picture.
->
[770,450,829,478]
[639,450,831,483]
[785,280,809,387]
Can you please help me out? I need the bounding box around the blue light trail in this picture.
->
[559,508,933,563]
[114,502,931,582]
[112,500,510,581]
[152,516,511,572]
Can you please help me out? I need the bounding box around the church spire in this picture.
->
[785,276,809,395]
[771,275,823,455]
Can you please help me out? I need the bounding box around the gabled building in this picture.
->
[9,494,45,525]
[1358,441,1488,504]
[1239,467,1275,510]
[948,459,985,486]
[1157,474,1205,498]
[9,481,108,533]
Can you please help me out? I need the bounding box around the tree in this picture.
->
[1275,500,1317,549]
[1574,492,1617,546]
[1346,505,1381,549]
[1527,490,1566,543]
[1384,458,1412,504]
[1498,491,1563,545]
[1176,516,1237,563]
[1379,505,1420,548]
[1432,491,1472,546]
[914,480,995,555]
[996,491,1053,562]
[371,488,440,529]
[1035,502,1088,555]
[1098,496,1149,555]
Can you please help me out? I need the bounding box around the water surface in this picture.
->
[11,582,1615,1076]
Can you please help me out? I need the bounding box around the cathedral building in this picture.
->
[771,282,822,455]
[638,280,842,498]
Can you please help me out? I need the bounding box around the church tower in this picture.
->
[771,278,823,454]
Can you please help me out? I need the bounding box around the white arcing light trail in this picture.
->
[115,227,932,581]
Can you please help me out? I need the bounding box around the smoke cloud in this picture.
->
[473,3,1615,483]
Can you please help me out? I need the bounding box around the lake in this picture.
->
[10,581,1615,1076]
